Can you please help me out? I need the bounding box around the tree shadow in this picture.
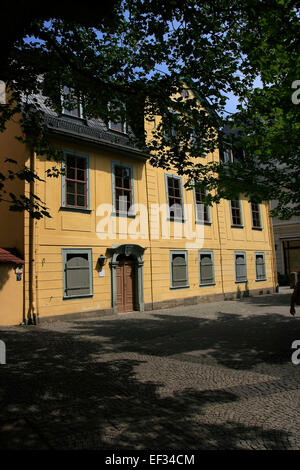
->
[59,309,300,371]
[0,265,10,291]
[0,315,298,450]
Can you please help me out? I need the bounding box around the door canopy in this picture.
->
[108,244,146,265]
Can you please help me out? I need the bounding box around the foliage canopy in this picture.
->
[1,0,299,218]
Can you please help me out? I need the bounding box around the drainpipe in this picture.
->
[28,149,38,325]
[267,202,278,293]
[214,149,225,298]
[145,162,154,310]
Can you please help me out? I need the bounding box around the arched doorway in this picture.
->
[109,244,146,314]
[116,254,136,313]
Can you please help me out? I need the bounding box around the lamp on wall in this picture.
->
[98,254,107,268]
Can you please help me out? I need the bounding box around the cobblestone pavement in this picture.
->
[1,287,300,450]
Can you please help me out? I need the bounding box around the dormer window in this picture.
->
[62,86,83,119]
[222,148,233,163]
[108,102,127,133]
[181,88,189,98]
[0,81,6,105]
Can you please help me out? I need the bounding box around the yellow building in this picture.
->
[0,87,277,325]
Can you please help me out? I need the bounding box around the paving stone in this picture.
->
[0,287,300,449]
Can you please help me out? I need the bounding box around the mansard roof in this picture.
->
[25,92,149,160]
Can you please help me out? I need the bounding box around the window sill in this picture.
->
[255,278,267,282]
[63,294,93,301]
[235,280,248,284]
[196,221,212,226]
[170,285,190,290]
[112,211,136,219]
[168,218,186,223]
[60,206,92,214]
[252,227,263,231]
[231,225,244,229]
[200,283,216,287]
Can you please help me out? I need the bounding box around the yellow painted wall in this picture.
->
[27,134,276,320]
[0,117,26,256]
[28,139,151,318]
[0,89,277,323]
[0,264,24,325]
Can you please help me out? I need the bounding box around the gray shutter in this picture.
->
[65,254,91,297]
[256,255,265,280]
[172,254,187,287]
[200,254,214,284]
[235,254,246,282]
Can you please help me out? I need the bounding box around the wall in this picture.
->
[29,134,276,320]
[0,117,26,256]
[0,264,24,325]
[29,139,150,319]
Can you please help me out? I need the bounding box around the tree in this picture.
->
[0,0,299,218]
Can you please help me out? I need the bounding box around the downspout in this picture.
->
[28,149,38,324]
[145,161,154,310]
[214,149,225,298]
[267,202,278,293]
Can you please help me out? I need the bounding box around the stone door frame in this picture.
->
[109,244,146,314]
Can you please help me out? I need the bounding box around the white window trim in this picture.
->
[61,149,90,211]
[165,173,185,222]
[111,161,136,217]
[193,185,211,224]
[250,201,263,230]
[61,86,84,119]
[108,102,127,134]
[230,197,244,228]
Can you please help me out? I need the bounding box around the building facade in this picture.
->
[271,212,300,277]
[0,89,277,325]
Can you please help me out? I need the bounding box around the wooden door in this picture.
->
[116,257,135,313]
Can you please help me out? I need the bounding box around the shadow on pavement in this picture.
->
[65,310,300,369]
[0,308,299,449]
[238,291,291,308]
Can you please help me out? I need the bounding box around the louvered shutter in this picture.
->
[235,254,247,282]
[256,255,266,280]
[172,254,187,287]
[65,253,91,297]
[200,254,214,285]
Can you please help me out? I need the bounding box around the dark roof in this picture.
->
[0,248,24,265]
[24,93,148,160]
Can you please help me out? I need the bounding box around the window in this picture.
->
[230,199,243,226]
[189,132,206,157]
[108,102,126,133]
[181,88,189,98]
[251,202,262,229]
[63,153,89,209]
[62,249,93,299]
[0,81,6,105]
[170,251,189,288]
[166,175,184,221]
[112,162,134,216]
[255,253,266,281]
[194,187,210,223]
[199,251,215,285]
[235,252,247,283]
[222,148,233,163]
[62,86,83,118]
